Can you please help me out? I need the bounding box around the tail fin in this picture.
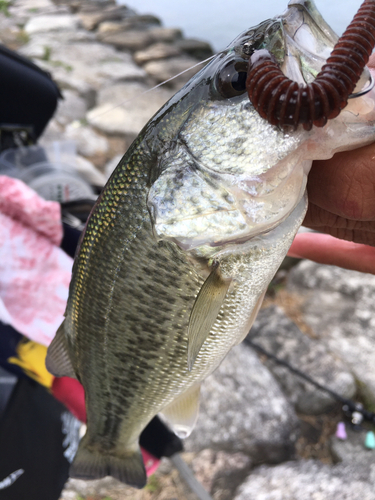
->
[70,435,146,489]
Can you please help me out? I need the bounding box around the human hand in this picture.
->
[288,57,375,275]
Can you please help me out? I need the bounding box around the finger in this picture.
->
[368,53,375,70]
[288,232,375,274]
[308,143,375,221]
[302,203,375,246]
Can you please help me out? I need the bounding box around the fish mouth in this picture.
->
[278,0,337,84]
[280,0,371,91]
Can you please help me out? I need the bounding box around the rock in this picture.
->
[96,15,162,39]
[75,0,117,12]
[12,0,55,10]
[60,476,139,499]
[175,38,214,59]
[0,12,24,49]
[245,305,356,414]
[96,20,125,35]
[133,42,181,65]
[54,89,87,126]
[143,56,202,87]
[98,30,155,52]
[87,82,174,138]
[331,425,375,466]
[19,30,96,59]
[64,123,109,159]
[235,459,375,500]
[50,68,96,105]
[287,261,375,404]
[75,155,107,187]
[184,344,300,464]
[8,0,61,25]
[24,14,81,34]
[148,26,183,43]
[78,5,129,31]
[95,59,146,83]
[24,39,146,90]
[190,449,252,500]
[39,119,64,144]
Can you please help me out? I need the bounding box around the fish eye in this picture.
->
[215,58,248,98]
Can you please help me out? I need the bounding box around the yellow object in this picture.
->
[8,339,54,388]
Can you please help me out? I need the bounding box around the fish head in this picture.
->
[147,0,375,258]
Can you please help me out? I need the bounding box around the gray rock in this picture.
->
[97,15,161,37]
[143,56,202,87]
[19,30,90,57]
[331,426,374,466]
[235,459,375,500]
[133,42,182,65]
[190,449,252,500]
[77,0,117,12]
[54,89,87,126]
[175,38,214,59]
[39,119,64,144]
[0,17,23,49]
[64,123,109,158]
[87,82,174,137]
[99,30,154,52]
[148,26,183,43]
[41,64,96,104]
[246,305,356,414]
[75,156,107,187]
[96,20,126,35]
[8,0,62,25]
[24,14,81,34]
[287,261,375,404]
[24,39,146,90]
[19,30,96,59]
[184,344,300,465]
[78,5,129,31]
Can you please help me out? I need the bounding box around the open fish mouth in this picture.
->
[238,0,370,90]
[282,1,371,92]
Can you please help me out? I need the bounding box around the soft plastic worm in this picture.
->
[246,0,375,130]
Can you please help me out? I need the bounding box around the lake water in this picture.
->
[119,0,361,52]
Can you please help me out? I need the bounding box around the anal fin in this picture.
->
[70,435,147,489]
[160,383,201,438]
[45,320,77,379]
[188,261,231,370]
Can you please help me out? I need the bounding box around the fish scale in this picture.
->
[46,0,375,489]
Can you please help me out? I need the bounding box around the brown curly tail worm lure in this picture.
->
[246,0,375,131]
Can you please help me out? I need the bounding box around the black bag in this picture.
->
[0,44,62,151]
[0,377,79,500]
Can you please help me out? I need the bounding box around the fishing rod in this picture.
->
[244,336,375,426]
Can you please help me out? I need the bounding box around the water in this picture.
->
[119,0,361,52]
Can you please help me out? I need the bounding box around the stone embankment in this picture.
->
[1,1,375,499]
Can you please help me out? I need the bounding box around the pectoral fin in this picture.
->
[45,320,77,379]
[160,384,201,438]
[188,261,231,370]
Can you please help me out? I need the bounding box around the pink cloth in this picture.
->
[0,176,72,346]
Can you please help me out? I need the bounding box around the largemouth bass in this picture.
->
[46,0,375,488]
